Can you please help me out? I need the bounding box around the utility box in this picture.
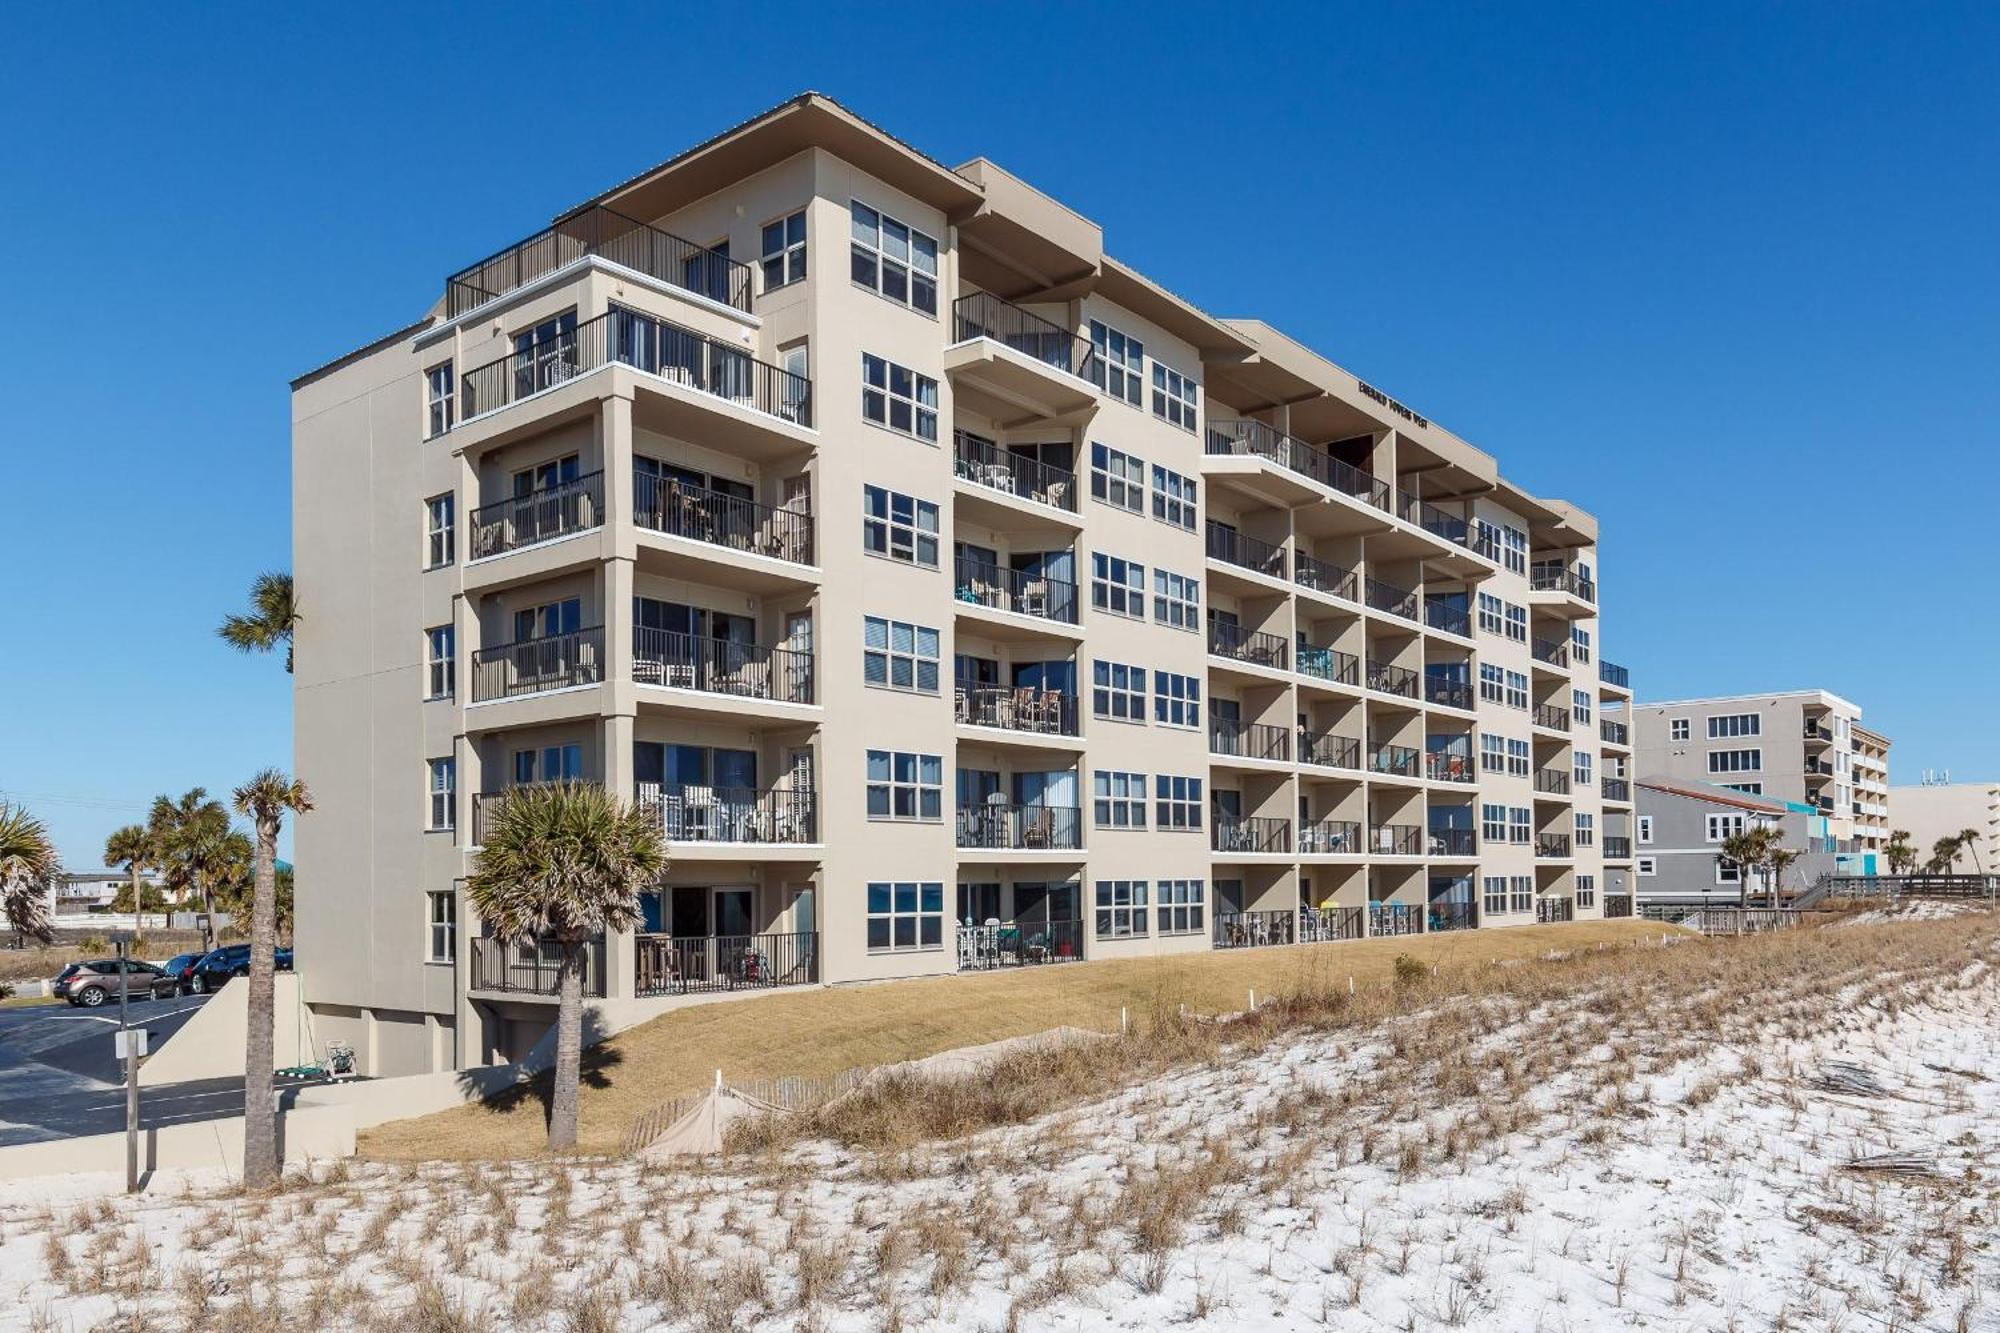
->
[113,1029,148,1060]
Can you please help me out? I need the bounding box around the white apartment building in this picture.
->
[291,94,1633,1076]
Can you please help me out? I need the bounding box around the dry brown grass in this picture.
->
[361,919,1672,1161]
[0,929,213,983]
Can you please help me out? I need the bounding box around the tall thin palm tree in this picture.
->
[1885,829,1916,876]
[1932,835,1964,876]
[1956,828,1984,877]
[233,770,313,1189]
[465,782,664,1150]
[103,823,154,915]
[147,789,231,951]
[218,571,300,673]
[0,802,60,948]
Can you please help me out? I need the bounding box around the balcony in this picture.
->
[468,934,607,998]
[1602,836,1633,859]
[1205,521,1288,580]
[1529,564,1597,604]
[1366,660,1419,700]
[1424,597,1470,638]
[1210,718,1291,763]
[1534,768,1572,797]
[1600,719,1629,746]
[1369,903,1423,937]
[1399,492,1470,549]
[635,474,814,568]
[1204,419,1391,511]
[1603,893,1634,919]
[955,685,1079,737]
[633,630,814,705]
[953,556,1080,626]
[1213,909,1298,949]
[1803,720,1835,743]
[1430,827,1478,858]
[1213,815,1292,855]
[1536,896,1574,924]
[1364,577,1418,622]
[1301,818,1362,854]
[1301,732,1362,770]
[470,627,605,703]
[473,783,593,846]
[1209,621,1289,671]
[952,431,1079,513]
[1424,675,1474,711]
[1536,833,1572,859]
[1298,644,1360,688]
[958,919,1085,969]
[636,784,818,846]
[1601,778,1632,803]
[956,802,1082,852]
[458,308,811,430]
[1531,637,1571,670]
[633,931,819,997]
[445,204,752,319]
[1599,660,1631,690]
[1304,906,1367,941]
[1295,552,1358,602]
[945,293,1097,420]
[1426,750,1475,784]
[469,471,605,560]
[1533,703,1572,732]
[1369,743,1420,779]
[1427,901,1478,933]
[1370,823,1422,856]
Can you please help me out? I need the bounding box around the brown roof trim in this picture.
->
[1636,779,1789,814]
[291,316,433,391]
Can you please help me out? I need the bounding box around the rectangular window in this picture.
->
[1716,860,1741,885]
[1151,465,1197,529]
[1574,752,1593,787]
[513,744,582,785]
[1481,804,1508,842]
[1506,740,1531,778]
[850,201,938,315]
[1575,812,1595,846]
[1706,713,1761,738]
[1509,808,1531,844]
[761,209,807,290]
[1505,671,1528,710]
[425,625,455,700]
[426,363,454,439]
[1637,815,1654,844]
[1093,660,1147,721]
[1509,876,1533,913]
[1152,672,1201,728]
[862,485,939,567]
[1570,626,1591,662]
[1479,663,1505,703]
[1480,734,1506,773]
[427,758,455,832]
[1572,689,1592,724]
[1502,526,1527,575]
[1094,879,1149,938]
[1087,319,1144,406]
[862,616,940,693]
[1576,874,1596,908]
[1090,442,1145,511]
[427,891,456,962]
[1477,593,1504,635]
[1637,856,1657,876]
[1719,782,1764,795]
[1150,361,1199,432]
[1482,876,1508,916]
[1156,879,1205,935]
[1091,552,1145,618]
[1154,775,1204,830]
[1670,718,1690,741]
[1706,813,1747,842]
[1504,604,1527,643]
[425,493,455,569]
[1152,570,1200,630]
[866,750,943,821]
[866,880,944,952]
[1094,771,1147,828]
[860,354,939,441]
[1707,749,1761,773]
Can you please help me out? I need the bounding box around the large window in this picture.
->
[1156,879,1204,935]
[861,354,939,441]
[425,493,455,569]
[1481,804,1508,842]
[1091,552,1145,617]
[1576,874,1596,908]
[1572,689,1593,724]
[1152,672,1200,728]
[1503,604,1527,642]
[1479,663,1505,704]
[1480,735,1506,773]
[513,745,582,785]
[1151,362,1199,431]
[1509,807,1531,844]
[1152,465,1197,529]
[1152,570,1199,630]
[1706,813,1747,842]
[1708,749,1761,773]
[427,758,455,832]
[1570,626,1591,663]
[1509,876,1533,913]
[863,486,939,567]
[761,209,807,290]
[1477,593,1504,635]
[427,891,456,963]
[1093,660,1146,721]
[1155,775,1204,830]
[1505,671,1528,710]
[866,750,943,821]
[1575,812,1595,847]
[1502,525,1527,575]
[1507,739,1531,777]
[863,616,940,693]
[1094,771,1147,828]
[1088,319,1144,406]
[1482,876,1508,916]
[850,202,938,315]
[1707,713,1761,738]
[426,363,454,439]
[1574,752,1594,787]
[1094,879,1149,938]
[425,626,455,700]
[867,881,944,952]
[1090,442,1145,511]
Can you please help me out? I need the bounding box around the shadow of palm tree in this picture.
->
[452,1003,624,1130]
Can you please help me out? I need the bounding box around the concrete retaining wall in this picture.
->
[0,1104,355,1181]
[282,1064,523,1131]
[138,973,315,1086]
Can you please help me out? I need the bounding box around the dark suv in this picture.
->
[53,960,175,1007]
[188,944,294,994]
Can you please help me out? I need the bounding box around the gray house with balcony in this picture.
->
[1634,779,1842,907]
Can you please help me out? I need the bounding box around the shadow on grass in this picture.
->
[453,1004,625,1133]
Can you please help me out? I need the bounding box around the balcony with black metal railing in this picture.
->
[634,473,814,568]
[1602,836,1633,859]
[949,292,1095,379]
[953,556,1080,626]
[1208,621,1289,671]
[1426,900,1478,933]
[1369,902,1423,937]
[1536,896,1574,923]
[1424,596,1471,638]
[1599,659,1631,690]
[1398,491,1471,550]
[1603,892,1634,919]
[1533,703,1572,731]
[470,626,606,704]
[954,685,1079,738]
[1366,659,1420,700]
[634,930,819,997]
[1600,718,1629,746]
[469,934,607,998]
[1533,768,1572,797]
[1423,674,1474,711]
[1212,909,1297,950]
[1300,818,1362,854]
[952,431,1080,513]
[956,801,1084,852]
[1295,551,1358,602]
[1430,827,1478,858]
[1536,833,1573,859]
[1300,731,1362,771]
[1529,563,1597,603]
[469,471,605,560]
[445,204,753,319]
[1205,521,1288,580]
[1204,419,1392,511]
[1213,815,1292,855]
[636,783,819,846]
[957,919,1084,969]
[1531,636,1571,669]
[1209,717,1291,763]
[1369,743,1421,779]
[473,783,596,846]
[1425,748,1476,784]
[1369,823,1423,856]
[1298,643,1360,688]
[632,629,814,705]
[1364,576,1419,622]
[1302,905,1367,942]
[1601,778,1632,803]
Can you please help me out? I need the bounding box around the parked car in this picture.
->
[187,944,295,994]
[157,952,205,996]
[53,960,176,1007]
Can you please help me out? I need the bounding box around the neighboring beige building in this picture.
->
[1632,690,1890,855]
[1888,780,2000,872]
[291,93,1634,1077]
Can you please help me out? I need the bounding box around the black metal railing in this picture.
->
[1430,827,1478,857]
[1205,521,1287,579]
[950,292,1094,376]
[1603,893,1634,919]
[956,802,1083,851]
[1602,836,1633,859]
[1298,644,1360,687]
[469,934,606,997]
[1213,909,1298,949]
[634,474,814,566]
[1427,901,1478,933]
[1600,660,1630,689]
[1295,552,1358,601]
[1301,818,1362,854]
[1426,750,1475,784]
[955,685,1079,736]
[1424,597,1471,637]
[1401,494,1469,548]
[1204,419,1391,510]
[954,556,1080,625]
[1210,717,1291,762]
[1370,743,1420,778]
[1424,675,1474,710]
[1371,823,1422,856]
[459,309,811,427]
[1536,897,1574,923]
[635,785,818,844]
[1600,719,1629,745]
[1530,565,1596,602]
[1369,903,1423,937]
[1367,660,1420,699]
[957,919,1084,968]
[445,204,753,318]
[470,626,605,702]
[1536,833,1572,858]
[1534,703,1572,731]
[1531,637,1570,668]
[952,431,1079,512]
[1365,577,1418,621]
[1534,768,1572,796]
[1300,732,1362,770]
[1208,621,1290,670]
[1213,815,1291,855]
[468,471,605,559]
[1301,906,1366,942]
[632,629,814,704]
[634,931,819,996]
[472,783,599,846]
[1601,778,1632,803]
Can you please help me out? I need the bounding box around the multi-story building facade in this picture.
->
[1888,778,2000,871]
[1632,780,1844,907]
[291,94,1633,1077]
[1633,690,1889,860]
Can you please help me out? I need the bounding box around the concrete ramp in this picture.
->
[139,973,317,1086]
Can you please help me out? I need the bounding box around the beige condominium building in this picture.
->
[1633,690,1890,857]
[291,93,1634,1077]
[1888,778,2000,871]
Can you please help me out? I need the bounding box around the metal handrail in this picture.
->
[470,626,606,701]
[468,471,605,558]
[950,292,1093,376]
[1208,621,1289,670]
[634,474,813,565]
[1534,768,1572,796]
[1212,815,1291,854]
[1205,521,1287,578]
[1300,732,1362,770]
[952,432,1079,512]
[1367,659,1420,699]
[1210,717,1291,762]
[1300,819,1362,853]
[446,203,752,317]
[1365,577,1418,621]
[1370,743,1420,778]
[632,629,814,704]
[635,784,818,844]
[955,802,1082,850]
[633,931,819,996]
[1204,419,1391,510]
[1534,703,1572,730]
[953,556,1079,624]
[954,685,1079,736]
[1297,644,1360,686]
[1295,552,1358,601]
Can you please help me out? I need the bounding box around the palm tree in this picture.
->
[218,571,299,673]
[1885,830,1916,876]
[233,770,313,1190]
[1932,834,1964,876]
[1767,844,1803,908]
[1956,828,1984,877]
[104,824,154,916]
[1719,826,1775,910]
[0,803,60,948]
[147,789,232,951]
[465,782,664,1150]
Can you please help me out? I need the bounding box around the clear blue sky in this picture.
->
[3,2,1996,865]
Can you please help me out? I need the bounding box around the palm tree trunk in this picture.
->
[201,880,216,952]
[242,817,279,1189]
[550,942,583,1151]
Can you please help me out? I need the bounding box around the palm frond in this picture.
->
[218,571,299,673]
[0,802,60,945]
[466,782,666,944]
